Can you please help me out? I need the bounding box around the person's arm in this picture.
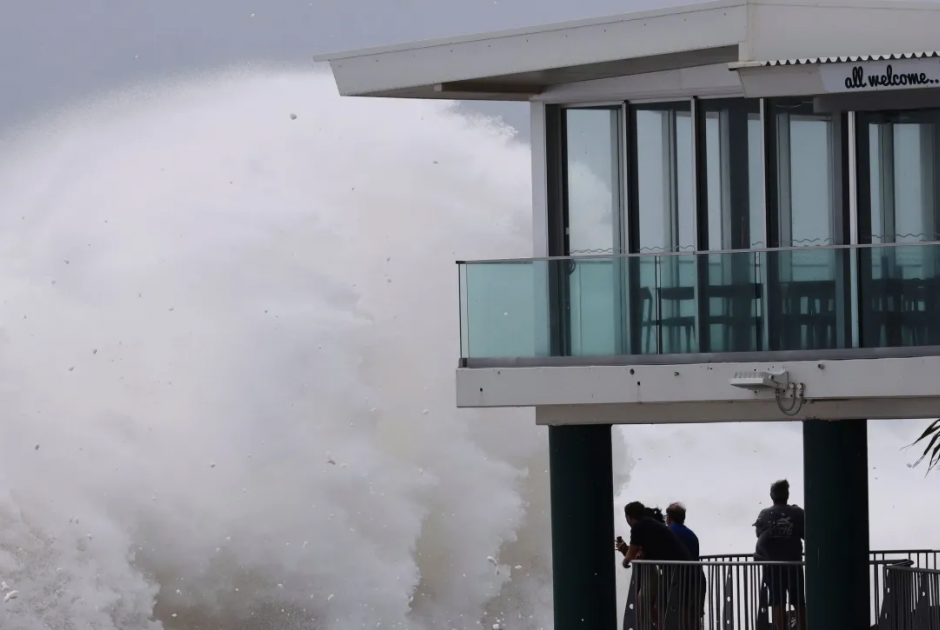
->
[622,545,642,568]
[622,525,643,567]
[795,507,806,540]
[754,510,769,537]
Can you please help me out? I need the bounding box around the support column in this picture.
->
[803,419,870,630]
[549,424,617,630]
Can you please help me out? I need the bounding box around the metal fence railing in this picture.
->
[880,565,940,630]
[622,550,940,630]
[626,559,804,630]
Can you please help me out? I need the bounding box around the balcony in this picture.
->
[458,242,940,363]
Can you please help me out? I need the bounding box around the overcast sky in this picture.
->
[0,0,678,136]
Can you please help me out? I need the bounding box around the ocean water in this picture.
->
[0,67,936,630]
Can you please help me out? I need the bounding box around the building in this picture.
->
[315,1,940,627]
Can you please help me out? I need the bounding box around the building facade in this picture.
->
[317,2,940,627]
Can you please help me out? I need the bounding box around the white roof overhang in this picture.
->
[314,0,748,101]
[315,0,940,103]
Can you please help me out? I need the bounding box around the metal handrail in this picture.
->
[632,559,802,567]
[699,549,940,560]
[620,550,940,630]
[456,239,940,264]
[888,565,940,574]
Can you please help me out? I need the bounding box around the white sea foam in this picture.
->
[0,66,936,630]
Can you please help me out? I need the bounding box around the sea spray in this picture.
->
[0,67,571,630]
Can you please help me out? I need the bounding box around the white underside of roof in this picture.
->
[315,0,940,101]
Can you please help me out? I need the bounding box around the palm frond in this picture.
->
[908,419,940,473]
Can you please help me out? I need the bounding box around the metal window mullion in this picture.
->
[720,107,734,252]
[880,123,897,280]
[760,98,773,351]
[848,111,860,349]
[830,113,850,348]
[626,105,643,354]
[548,106,571,356]
[920,122,937,278]
[758,99,769,250]
[692,98,708,353]
[778,110,793,253]
[664,109,679,254]
[880,123,896,242]
[690,98,699,250]
[613,104,628,354]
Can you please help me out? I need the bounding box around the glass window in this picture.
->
[855,109,940,348]
[563,107,624,355]
[768,100,846,351]
[634,103,694,254]
[632,102,696,354]
[564,108,623,256]
[857,109,940,245]
[699,98,764,352]
[772,100,839,248]
[701,98,764,250]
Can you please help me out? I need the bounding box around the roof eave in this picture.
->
[312,0,743,63]
[339,83,539,102]
[315,0,748,99]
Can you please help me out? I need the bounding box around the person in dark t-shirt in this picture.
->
[617,502,690,629]
[754,479,806,630]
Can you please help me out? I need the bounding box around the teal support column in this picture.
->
[803,419,870,630]
[549,424,616,630]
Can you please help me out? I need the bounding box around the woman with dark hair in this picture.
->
[644,506,666,524]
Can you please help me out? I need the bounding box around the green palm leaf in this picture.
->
[909,419,940,473]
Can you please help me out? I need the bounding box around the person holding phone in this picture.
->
[618,502,691,629]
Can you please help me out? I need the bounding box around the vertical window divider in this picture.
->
[693,97,710,353]
[833,111,853,350]
[626,103,642,355]
[920,121,938,279]
[547,105,570,356]
[614,104,629,355]
[763,98,781,351]
[848,110,860,349]
[855,113,873,348]
[757,98,769,352]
